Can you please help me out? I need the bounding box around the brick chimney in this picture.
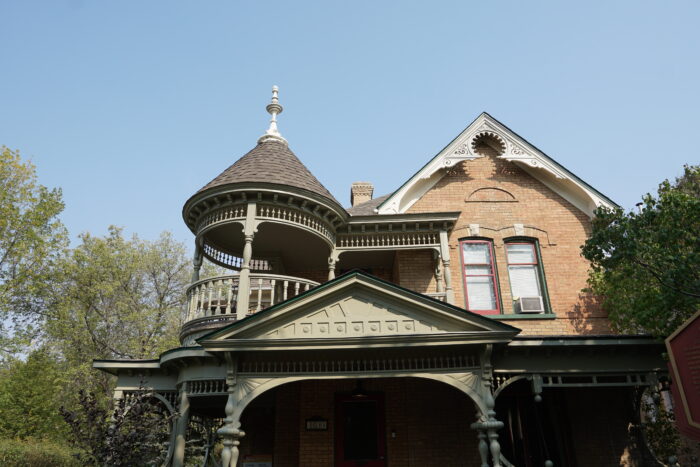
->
[350,182,374,207]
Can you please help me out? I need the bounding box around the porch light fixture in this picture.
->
[351,380,368,399]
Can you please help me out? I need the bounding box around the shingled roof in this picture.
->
[346,194,391,216]
[197,140,341,206]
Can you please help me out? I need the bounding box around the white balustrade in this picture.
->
[185,273,320,323]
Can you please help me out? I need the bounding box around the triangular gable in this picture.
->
[198,272,518,348]
[377,112,618,218]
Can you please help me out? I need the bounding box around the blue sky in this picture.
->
[1,1,698,248]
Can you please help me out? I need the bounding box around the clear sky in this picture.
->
[1,1,698,249]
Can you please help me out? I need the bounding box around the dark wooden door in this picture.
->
[335,393,386,467]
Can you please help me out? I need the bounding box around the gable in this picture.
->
[199,272,519,346]
[408,144,588,220]
[376,113,617,218]
[241,292,478,340]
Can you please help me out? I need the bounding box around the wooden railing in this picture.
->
[185,273,320,323]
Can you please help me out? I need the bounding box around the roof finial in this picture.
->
[258,85,288,145]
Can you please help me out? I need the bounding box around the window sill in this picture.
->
[489,313,557,320]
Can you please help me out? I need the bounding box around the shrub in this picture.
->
[0,438,80,466]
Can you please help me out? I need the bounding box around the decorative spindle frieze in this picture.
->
[239,353,478,375]
[337,231,439,249]
[188,379,228,396]
[196,205,247,232]
[256,204,335,244]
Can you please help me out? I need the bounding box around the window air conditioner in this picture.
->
[517,296,544,313]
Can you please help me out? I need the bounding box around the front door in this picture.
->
[335,392,386,467]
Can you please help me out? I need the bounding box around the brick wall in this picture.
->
[407,145,611,336]
[267,378,481,467]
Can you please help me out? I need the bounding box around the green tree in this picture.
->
[582,164,700,338]
[0,349,70,440]
[46,227,190,396]
[0,147,67,357]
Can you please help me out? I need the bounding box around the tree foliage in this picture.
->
[45,227,190,395]
[582,165,700,338]
[0,147,67,356]
[0,349,70,440]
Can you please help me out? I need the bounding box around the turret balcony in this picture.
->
[180,273,320,343]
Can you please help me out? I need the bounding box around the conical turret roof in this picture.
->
[197,139,340,205]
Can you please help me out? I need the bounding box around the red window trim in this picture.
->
[459,239,501,315]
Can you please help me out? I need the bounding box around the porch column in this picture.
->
[219,354,245,467]
[191,242,203,283]
[474,424,490,467]
[236,202,257,317]
[439,230,455,304]
[470,404,504,467]
[172,382,190,467]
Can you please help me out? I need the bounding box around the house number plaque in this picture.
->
[305,417,328,431]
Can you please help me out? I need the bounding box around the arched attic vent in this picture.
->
[471,131,506,155]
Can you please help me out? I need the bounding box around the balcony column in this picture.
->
[236,202,257,316]
[172,382,190,467]
[439,229,455,304]
[328,250,339,280]
[191,242,203,283]
[433,250,444,294]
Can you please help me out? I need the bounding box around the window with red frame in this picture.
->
[459,240,500,314]
[505,242,544,311]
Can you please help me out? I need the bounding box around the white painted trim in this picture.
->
[377,113,616,218]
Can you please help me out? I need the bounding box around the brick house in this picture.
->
[95,88,665,466]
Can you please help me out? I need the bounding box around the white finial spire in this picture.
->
[258,85,287,145]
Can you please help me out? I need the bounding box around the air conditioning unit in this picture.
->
[517,296,544,313]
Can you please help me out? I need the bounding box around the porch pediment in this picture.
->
[198,272,519,349]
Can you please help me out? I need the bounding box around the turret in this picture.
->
[180,87,347,344]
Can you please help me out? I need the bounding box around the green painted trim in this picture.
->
[490,313,557,320]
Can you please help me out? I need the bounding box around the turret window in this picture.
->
[459,240,500,314]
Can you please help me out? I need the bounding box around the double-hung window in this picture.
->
[506,241,546,313]
[460,240,500,314]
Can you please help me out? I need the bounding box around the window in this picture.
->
[459,240,500,314]
[506,241,546,313]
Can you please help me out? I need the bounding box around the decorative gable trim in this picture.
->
[376,113,618,218]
